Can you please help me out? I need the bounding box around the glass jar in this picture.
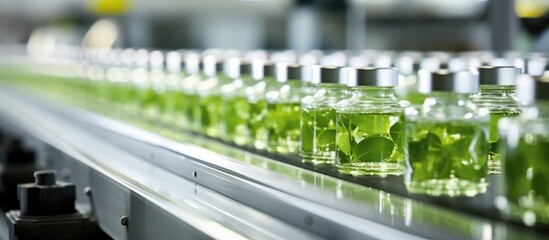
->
[405,70,490,197]
[220,59,255,145]
[102,49,124,116]
[497,73,549,226]
[117,48,139,118]
[161,50,185,128]
[134,50,166,124]
[472,66,521,174]
[196,56,229,138]
[246,61,281,150]
[394,52,423,104]
[266,63,313,154]
[301,65,349,164]
[335,67,406,176]
[179,52,202,132]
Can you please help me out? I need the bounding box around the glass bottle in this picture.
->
[93,50,110,113]
[196,56,229,138]
[220,59,255,145]
[335,67,406,176]
[497,74,549,226]
[103,49,124,116]
[405,70,490,197]
[134,50,165,124]
[180,52,202,132]
[266,63,312,154]
[394,52,422,104]
[301,65,349,164]
[472,66,521,174]
[246,61,280,150]
[118,48,139,118]
[160,50,185,128]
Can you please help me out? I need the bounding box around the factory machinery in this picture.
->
[0,45,548,240]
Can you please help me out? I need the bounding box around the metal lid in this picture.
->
[203,55,222,77]
[396,53,421,75]
[311,65,340,84]
[476,66,519,85]
[216,61,224,73]
[252,60,276,80]
[149,50,164,69]
[166,51,182,73]
[348,67,398,87]
[418,69,479,94]
[135,49,149,68]
[239,61,252,75]
[121,48,136,67]
[185,52,200,74]
[516,73,549,105]
[263,62,276,78]
[276,63,311,83]
[527,57,547,77]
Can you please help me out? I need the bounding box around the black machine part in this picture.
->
[17,170,76,216]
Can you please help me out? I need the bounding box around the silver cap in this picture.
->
[476,66,519,85]
[418,69,479,94]
[263,62,276,78]
[311,65,340,84]
[251,60,275,80]
[276,63,311,83]
[202,55,223,77]
[516,73,549,105]
[166,51,182,73]
[184,52,200,74]
[239,61,252,75]
[149,50,164,70]
[348,67,398,87]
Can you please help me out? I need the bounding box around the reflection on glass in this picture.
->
[498,107,549,226]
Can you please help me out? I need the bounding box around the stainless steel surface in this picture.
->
[0,84,547,239]
[0,86,321,240]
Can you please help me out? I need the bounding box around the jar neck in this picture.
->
[424,92,472,106]
[478,84,516,95]
[315,83,348,95]
[351,86,396,99]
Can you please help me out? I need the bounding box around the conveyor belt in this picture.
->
[0,83,547,239]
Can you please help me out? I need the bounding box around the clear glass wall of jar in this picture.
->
[266,63,313,154]
[472,66,521,174]
[405,70,490,197]
[335,67,406,176]
[301,65,349,165]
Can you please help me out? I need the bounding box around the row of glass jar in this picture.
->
[1,47,549,226]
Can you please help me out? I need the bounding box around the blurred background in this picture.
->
[1,0,549,53]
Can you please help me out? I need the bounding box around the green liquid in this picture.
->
[301,108,337,164]
[488,109,521,174]
[405,121,489,196]
[119,83,139,118]
[97,79,113,113]
[199,95,223,138]
[164,89,185,129]
[247,100,268,150]
[138,86,162,123]
[336,112,405,176]
[185,93,200,132]
[266,102,301,154]
[159,88,181,128]
[221,96,249,145]
[502,133,549,225]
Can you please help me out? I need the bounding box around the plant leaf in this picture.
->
[350,115,391,135]
[317,129,336,150]
[337,131,351,155]
[301,125,314,152]
[352,136,394,162]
